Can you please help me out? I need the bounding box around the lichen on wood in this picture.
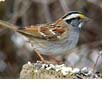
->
[20,61,102,79]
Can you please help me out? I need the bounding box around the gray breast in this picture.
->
[34,27,80,55]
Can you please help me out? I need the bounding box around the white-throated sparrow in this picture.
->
[0,11,89,62]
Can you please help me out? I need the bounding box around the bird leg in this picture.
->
[26,40,49,64]
[33,48,48,63]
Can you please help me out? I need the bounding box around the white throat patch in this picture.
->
[78,22,84,28]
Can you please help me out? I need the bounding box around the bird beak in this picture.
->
[80,15,89,23]
[84,17,90,22]
[79,14,90,22]
[78,16,90,28]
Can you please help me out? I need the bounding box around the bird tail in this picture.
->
[0,20,18,31]
[0,20,39,38]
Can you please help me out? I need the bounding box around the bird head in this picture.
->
[62,11,89,28]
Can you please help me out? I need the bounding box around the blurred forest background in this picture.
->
[0,0,102,78]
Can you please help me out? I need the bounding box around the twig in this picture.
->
[93,51,102,73]
[59,0,69,13]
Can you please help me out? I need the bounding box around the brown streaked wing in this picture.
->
[17,19,68,41]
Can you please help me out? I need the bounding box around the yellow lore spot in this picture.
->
[79,14,86,19]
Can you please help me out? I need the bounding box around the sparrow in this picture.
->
[0,11,89,57]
